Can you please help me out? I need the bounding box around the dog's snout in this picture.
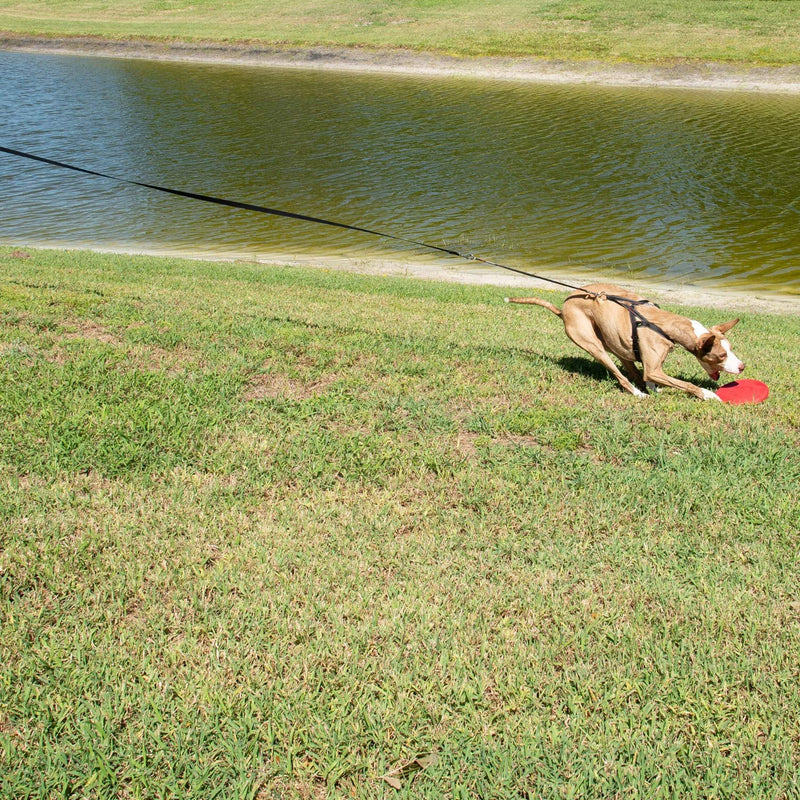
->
[721,344,745,376]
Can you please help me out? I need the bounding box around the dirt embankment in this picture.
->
[3,33,800,93]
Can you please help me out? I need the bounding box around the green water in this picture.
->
[1,50,799,293]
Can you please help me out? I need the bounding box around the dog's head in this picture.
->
[694,319,745,381]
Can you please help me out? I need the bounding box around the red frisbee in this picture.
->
[715,379,770,405]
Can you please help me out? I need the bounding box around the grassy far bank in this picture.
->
[1,247,800,798]
[1,0,800,65]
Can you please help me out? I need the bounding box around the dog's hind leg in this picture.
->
[620,358,648,393]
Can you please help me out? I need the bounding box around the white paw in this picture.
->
[632,386,647,398]
[701,388,721,401]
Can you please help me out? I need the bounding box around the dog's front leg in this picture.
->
[641,365,720,400]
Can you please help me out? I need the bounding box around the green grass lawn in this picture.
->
[1,247,799,798]
[1,0,800,64]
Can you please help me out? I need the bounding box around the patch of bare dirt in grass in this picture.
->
[59,319,123,346]
[12,316,205,373]
[454,431,483,459]
[0,249,32,260]
[257,777,327,800]
[244,370,337,401]
[128,342,206,375]
[0,713,23,745]
[503,433,542,448]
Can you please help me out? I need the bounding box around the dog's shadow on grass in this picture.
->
[550,355,719,391]
[555,355,610,384]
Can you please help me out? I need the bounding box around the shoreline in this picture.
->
[12,243,799,315]
[212,250,800,315]
[3,33,800,93]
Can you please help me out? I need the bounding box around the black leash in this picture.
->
[1,145,586,292]
[0,145,675,358]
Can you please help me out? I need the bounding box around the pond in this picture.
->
[1,50,799,294]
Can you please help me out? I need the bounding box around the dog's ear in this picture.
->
[713,319,740,335]
[698,332,716,354]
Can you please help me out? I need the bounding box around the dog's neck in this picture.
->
[647,310,712,353]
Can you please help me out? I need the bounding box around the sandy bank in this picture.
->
[235,250,800,315]
[18,243,797,315]
[3,34,800,93]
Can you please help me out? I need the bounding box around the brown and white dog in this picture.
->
[506,283,745,400]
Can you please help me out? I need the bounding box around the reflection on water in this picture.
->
[1,50,799,293]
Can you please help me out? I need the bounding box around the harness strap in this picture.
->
[628,306,646,363]
[607,296,674,363]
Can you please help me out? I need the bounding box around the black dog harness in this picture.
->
[609,297,674,363]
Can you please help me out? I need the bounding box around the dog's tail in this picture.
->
[504,296,562,317]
